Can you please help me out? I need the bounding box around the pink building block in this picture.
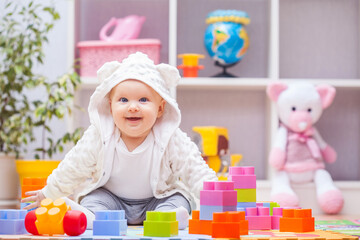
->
[271,207,283,230]
[245,207,271,230]
[200,181,237,206]
[228,166,256,189]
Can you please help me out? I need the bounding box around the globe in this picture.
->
[204,10,250,77]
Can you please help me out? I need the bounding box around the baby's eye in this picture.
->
[119,97,128,102]
[139,97,148,102]
[292,107,296,111]
[307,108,312,112]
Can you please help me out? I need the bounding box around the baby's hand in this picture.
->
[21,190,46,210]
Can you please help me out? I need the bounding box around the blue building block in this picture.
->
[237,202,257,208]
[0,209,27,234]
[199,205,237,220]
[93,210,127,236]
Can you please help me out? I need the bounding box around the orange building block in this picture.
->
[212,211,248,238]
[22,178,47,198]
[188,210,212,235]
[279,209,315,232]
[35,198,70,235]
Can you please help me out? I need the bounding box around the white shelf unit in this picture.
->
[73,0,360,183]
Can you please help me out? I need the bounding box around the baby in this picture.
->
[22,52,217,229]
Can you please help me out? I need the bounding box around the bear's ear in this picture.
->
[267,82,288,102]
[316,85,336,109]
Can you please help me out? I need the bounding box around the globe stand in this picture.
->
[212,61,239,78]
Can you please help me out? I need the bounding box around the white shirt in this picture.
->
[104,130,155,199]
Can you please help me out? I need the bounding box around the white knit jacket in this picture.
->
[42,54,217,209]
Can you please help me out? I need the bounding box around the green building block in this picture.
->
[236,188,256,202]
[143,211,178,237]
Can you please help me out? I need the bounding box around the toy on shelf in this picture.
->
[177,53,204,77]
[93,210,127,236]
[24,198,87,236]
[143,211,178,237]
[204,10,250,77]
[99,15,146,41]
[267,81,343,214]
[0,209,27,235]
[192,126,242,179]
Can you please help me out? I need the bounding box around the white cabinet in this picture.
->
[72,0,360,181]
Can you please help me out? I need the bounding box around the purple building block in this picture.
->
[0,209,27,235]
[93,210,127,236]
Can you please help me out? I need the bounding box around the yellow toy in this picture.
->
[25,198,87,236]
[35,198,70,235]
[192,126,242,179]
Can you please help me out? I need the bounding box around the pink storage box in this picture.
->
[77,39,161,77]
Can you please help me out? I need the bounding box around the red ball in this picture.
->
[24,210,39,235]
[63,210,87,236]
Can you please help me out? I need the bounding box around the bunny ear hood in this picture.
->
[88,52,182,144]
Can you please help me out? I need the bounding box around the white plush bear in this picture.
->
[267,81,344,214]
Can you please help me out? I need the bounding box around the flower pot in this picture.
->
[0,153,20,200]
[15,160,61,185]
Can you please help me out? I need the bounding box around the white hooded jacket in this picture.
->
[42,52,217,209]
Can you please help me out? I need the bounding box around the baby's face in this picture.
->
[109,79,165,141]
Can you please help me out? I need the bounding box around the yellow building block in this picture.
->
[35,198,70,236]
[236,188,256,202]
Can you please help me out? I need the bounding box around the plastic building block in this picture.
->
[257,201,280,215]
[143,211,178,237]
[228,166,256,189]
[200,205,237,220]
[177,54,204,77]
[0,209,27,234]
[212,211,248,238]
[237,202,257,209]
[93,210,127,236]
[271,207,283,230]
[280,209,315,232]
[200,181,237,206]
[188,210,212,235]
[235,188,256,202]
[25,198,87,236]
[21,177,47,198]
[245,207,272,230]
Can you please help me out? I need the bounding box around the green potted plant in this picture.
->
[0,1,83,201]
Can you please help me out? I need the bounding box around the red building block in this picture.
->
[188,210,212,235]
[279,209,315,232]
[245,207,272,230]
[212,211,248,238]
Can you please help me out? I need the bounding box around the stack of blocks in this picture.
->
[228,166,257,211]
[93,210,127,236]
[0,210,27,234]
[143,211,178,237]
[280,209,315,232]
[199,181,237,220]
[189,180,238,235]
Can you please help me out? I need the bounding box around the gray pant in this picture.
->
[80,187,191,224]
